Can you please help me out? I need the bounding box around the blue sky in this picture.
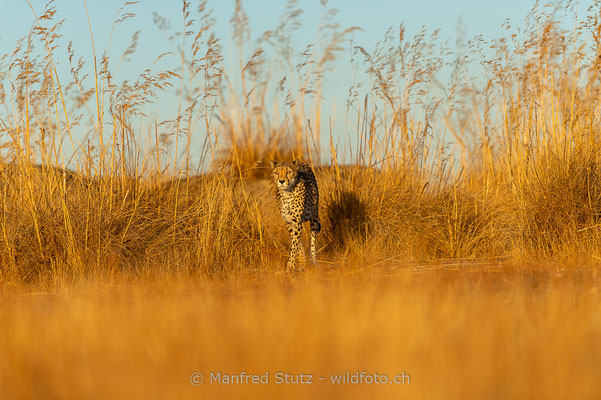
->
[2,1,541,49]
[1,0,542,85]
[0,0,592,167]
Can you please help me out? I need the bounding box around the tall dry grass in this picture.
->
[3,1,601,281]
[2,1,601,279]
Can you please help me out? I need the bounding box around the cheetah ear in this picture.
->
[270,160,277,169]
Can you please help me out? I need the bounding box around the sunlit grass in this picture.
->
[1,266,600,399]
[1,0,601,398]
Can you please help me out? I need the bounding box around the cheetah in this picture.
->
[270,159,321,272]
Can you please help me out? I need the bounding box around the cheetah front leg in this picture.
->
[286,221,305,272]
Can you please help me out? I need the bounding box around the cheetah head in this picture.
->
[270,160,299,191]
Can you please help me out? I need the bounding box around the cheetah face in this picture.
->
[270,161,298,191]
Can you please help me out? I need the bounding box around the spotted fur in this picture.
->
[270,159,321,271]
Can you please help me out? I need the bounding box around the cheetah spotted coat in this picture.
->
[270,159,321,271]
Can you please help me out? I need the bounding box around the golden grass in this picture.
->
[2,0,601,398]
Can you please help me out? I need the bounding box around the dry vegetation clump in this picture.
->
[0,165,274,282]
[324,186,369,249]
[319,168,371,251]
[316,164,499,261]
[418,185,497,259]
[222,141,301,180]
[2,0,601,280]
[503,147,601,258]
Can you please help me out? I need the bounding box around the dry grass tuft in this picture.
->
[323,182,369,250]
